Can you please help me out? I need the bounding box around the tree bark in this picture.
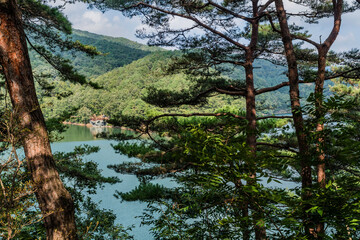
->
[244,2,266,238]
[314,53,327,238]
[315,52,327,188]
[0,0,78,239]
[314,2,342,236]
[274,0,313,237]
[315,0,342,189]
[245,60,268,240]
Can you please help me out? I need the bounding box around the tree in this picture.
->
[0,0,78,238]
[94,0,295,238]
[0,0,99,238]
[0,109,131,239]
[0,109,41,240]
[272,0,360,236]
[95,0,360,239]
[77,106,93,124]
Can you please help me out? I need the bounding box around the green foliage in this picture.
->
[28,29,319,124]
[79,198,134,240]
[116,183,173,201]
[55,145,119,194]
[108,110,289,237]
[112,142,156,159]
[124,124,279,238]
[0,109,133,239]
[41,49,249,123]
[10,1,359,238]
[77,106,93,124]
[20,0,72,34]
[29,45,89,85]
[65,29,162,77]
[0,129,38,239]
[113,108,360,238]
[103,58,360,237]
[38,41,306,125]
[21,0,103,90]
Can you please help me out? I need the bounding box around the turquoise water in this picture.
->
[52,125,152,239]
[52,125,297,239]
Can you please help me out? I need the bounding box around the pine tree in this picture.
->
[273,0,359,236]
[0,0,99,238]
[95,0,360,238]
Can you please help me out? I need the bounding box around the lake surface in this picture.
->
[52,125,153,239]
[53,125,297,239]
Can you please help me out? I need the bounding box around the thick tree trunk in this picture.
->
[0,0,78,239]
[274,0,313,236]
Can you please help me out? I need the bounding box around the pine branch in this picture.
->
[259,0,275,14]
[266,13,320,48]
[207,0,254,23]
[25,35,100,88]
[256,81,290,95]
[257,116,292,120]
[145,112,246,125]
[133,2,248,50]
[255,69,360,95]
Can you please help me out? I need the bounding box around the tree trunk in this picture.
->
[274,0,313,237]
[314,2,342,236]
[315,53,327,237]
[243,11,266,238]
[0,0,78,239]
[245,62,266,240]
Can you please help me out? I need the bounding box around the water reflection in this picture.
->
[56,125,152,239]
[89,126,109,137]
[60,125,120,142]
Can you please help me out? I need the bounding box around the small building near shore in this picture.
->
[90,114,109,126]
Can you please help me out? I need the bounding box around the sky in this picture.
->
[61,2,144,42]
[60,1,360,52]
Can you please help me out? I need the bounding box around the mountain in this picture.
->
[66,30,163,77]
[30,29,163,79]
[41,51,246,123]
[72,30,161,53]
[32,30,315,123]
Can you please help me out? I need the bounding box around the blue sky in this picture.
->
[61,1,360,52]
[62,2,145,43]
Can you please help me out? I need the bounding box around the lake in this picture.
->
[53,125,297,239]
[52,125,153,239]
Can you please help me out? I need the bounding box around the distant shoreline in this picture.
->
[62,121,134,131]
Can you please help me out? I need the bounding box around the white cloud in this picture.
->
[113,16,121,22]
[76,11,113,33]
[82,11,105,24]
[60,2,146,43]
[169,16,194,30]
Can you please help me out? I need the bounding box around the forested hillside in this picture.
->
[30,29,161,78]
[30,30,313,123]
[40,51,246,123]
[63,30,162,77]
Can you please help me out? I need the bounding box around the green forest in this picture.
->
[0,0,360,240]
[33,30,311,124]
